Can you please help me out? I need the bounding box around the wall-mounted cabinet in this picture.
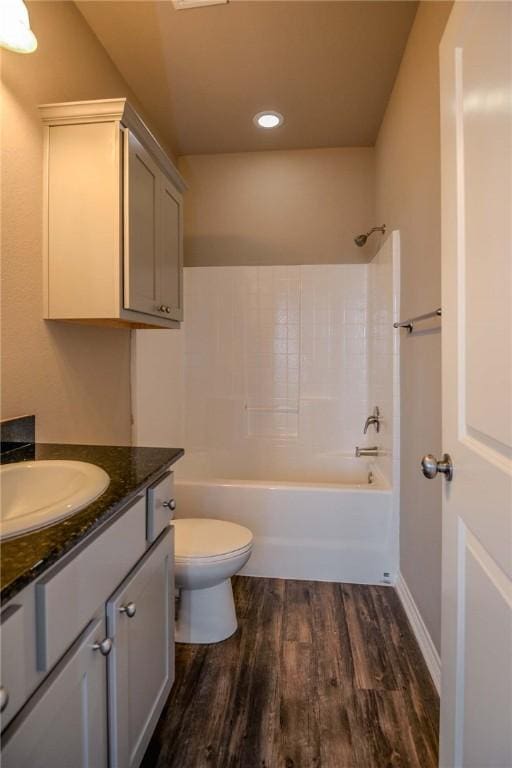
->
[39,99,186,329]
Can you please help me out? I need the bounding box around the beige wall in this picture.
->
[375,1,452,652]
[178,148,376,266]
[0,1,164,444]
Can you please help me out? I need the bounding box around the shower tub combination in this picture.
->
[174,457,396,585]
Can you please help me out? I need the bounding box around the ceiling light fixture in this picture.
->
[0,0,37,54]
[253,111,284,129]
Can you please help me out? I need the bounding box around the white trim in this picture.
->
[396,572,441,694]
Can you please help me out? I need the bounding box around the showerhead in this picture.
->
[354,225,386,247]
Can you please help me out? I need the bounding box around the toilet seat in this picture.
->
[173,518,253,561]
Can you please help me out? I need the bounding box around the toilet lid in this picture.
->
[173,518,253,559]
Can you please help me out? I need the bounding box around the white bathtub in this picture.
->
[174,458,396,585]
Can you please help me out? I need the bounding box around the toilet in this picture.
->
[173,518,253,644]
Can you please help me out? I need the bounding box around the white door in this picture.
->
[439,3,512,767]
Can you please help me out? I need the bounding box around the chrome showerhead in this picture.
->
[354,225,386,247]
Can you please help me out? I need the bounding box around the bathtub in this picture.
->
[174,458,396,585]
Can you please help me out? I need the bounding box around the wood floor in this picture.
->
[142,577,439,768]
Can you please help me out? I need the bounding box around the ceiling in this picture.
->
[76,1,418,156]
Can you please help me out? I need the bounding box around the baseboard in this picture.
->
[395,573,441,694]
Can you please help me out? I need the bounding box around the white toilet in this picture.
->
[173,518,253,644]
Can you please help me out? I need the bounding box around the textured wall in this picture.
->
[375,1,453,651]
[0,2,166,444]
[178,148,376,267]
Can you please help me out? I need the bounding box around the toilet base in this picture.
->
[175,578,238,644]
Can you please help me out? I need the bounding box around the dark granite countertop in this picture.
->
[0,443,184,605]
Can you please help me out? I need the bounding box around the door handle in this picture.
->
[421,453,453,481]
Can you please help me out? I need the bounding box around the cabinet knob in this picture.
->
[119,601,137,618]
[92,637,113,656]
[0,686,9,713]
[158,305,167,313]
[163,498,177,511]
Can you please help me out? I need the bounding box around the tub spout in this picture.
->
[355,446,379,457]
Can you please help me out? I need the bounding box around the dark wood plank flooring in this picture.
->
[142,577,439,768]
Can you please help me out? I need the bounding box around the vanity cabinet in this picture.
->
[1,469,177,768]
[39,99,186,329]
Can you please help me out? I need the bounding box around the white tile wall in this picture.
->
[181,264,369,478]
[134,253,399,493]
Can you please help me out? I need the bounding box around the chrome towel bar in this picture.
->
[393,308,442,333]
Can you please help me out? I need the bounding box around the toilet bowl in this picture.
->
[173,518,253,644]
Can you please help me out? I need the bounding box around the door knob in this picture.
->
[92,637,113,656]
[119,601,136,618]
[421,453,453,481]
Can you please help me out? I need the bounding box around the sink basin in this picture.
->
[0,460,110,541]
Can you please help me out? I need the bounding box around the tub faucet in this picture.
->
[363,406,381,434]
[355,446,379,457]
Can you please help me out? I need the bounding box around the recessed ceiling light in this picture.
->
[253,111,284,129]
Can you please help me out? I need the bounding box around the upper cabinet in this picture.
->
[39,99,186,329]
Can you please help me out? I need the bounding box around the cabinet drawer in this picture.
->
[147,471,175,542]
[35,495,146,673]
[0,604,26,730]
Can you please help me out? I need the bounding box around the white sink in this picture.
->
[0,460,110,541]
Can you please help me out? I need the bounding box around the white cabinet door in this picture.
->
[159,175,183,322]
[439,3,512,767]
[124,130,162,318]
[124,130,184,323]
[1,617,109,768]
[0,603,26,730]
[107,527,174,768]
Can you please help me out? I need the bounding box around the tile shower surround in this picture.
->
[182,265,370,479]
